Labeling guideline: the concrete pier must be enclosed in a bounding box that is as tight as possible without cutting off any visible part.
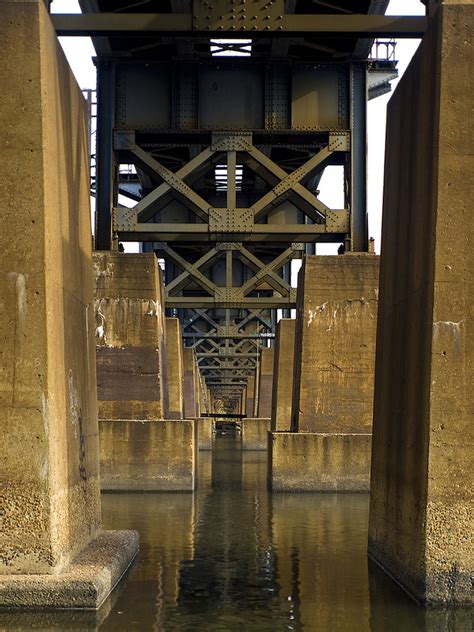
[271,319,296,431]
[183,348,199,418]
[0,0,137,608]
[196,417,214,451]
[245,373,256,417]
[94,252,168,421]
[99,420,197,491]
[368,2,473,605]
[94,253,196,491]
[241,418,271,450]
[165,318,185,419]
[256,348,274,418]
[269,255,379,491]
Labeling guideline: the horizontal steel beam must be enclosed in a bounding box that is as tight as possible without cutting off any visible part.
[196,353,258,358]
[117,223,346,243]
[166,296,296,309]
[183,333,275,340]
[52,14,426,38]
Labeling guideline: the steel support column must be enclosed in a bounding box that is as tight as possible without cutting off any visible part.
[95,60,116,250]
[349,62,368,252]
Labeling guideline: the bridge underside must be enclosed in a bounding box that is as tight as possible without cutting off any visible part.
[61,0,411,408]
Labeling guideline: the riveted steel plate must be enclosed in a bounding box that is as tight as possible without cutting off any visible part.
[325,209,350,232]
[328,131,351,152]
[211,132,253,152]
[193,0,285,32]
[209,208,254,233]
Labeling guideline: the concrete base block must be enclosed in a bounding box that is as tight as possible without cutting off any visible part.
[269,432,371,492]
[99,419,197,491]
[241,418,271,450]
[196,417,213,450]
[0,530,139,610]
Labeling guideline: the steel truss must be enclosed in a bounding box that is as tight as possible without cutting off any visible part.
[62,0,421,405]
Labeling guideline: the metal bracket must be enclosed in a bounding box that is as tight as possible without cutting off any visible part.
[114,130,136,150]
[209,208,254,234]
[328,131,351,152]
[192,0,285,32]
[325,209,350,232]
[211,132,253,152]
[114,206,137,232]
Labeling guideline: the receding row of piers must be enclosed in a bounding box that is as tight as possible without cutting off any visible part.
[0,0,472,612]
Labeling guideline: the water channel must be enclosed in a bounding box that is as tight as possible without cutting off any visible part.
[1,434,471,631]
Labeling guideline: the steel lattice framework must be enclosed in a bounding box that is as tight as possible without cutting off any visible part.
[51,0,426,407]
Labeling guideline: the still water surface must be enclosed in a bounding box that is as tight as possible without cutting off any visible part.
[1,434,471,631]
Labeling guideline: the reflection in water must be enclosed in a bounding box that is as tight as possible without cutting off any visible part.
[1,435,471,631]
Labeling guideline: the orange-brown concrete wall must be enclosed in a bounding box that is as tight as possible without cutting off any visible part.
[166,318,185,419]
[256,348,274,418]
[183,348,198,418]
[369,3,473,604]
[94,252,167,420]
[271,319,296,431]
[0,1,100,574]
[292,256,379,434]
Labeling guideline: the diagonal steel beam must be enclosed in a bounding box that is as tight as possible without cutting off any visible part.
[130,146,210,221]
[164,245,219,295]
[134,146,217,223]
[247,145,333,222]
[237,243,302,297]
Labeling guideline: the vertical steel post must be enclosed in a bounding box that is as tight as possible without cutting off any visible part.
[349,62,368,252]
[95,60,116,250]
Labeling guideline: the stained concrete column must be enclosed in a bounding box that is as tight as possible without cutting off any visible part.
[292,256,379,434]
[94,253,196,491]
[269,255,379,491]
[368,2,473,605]
[183,348,198,418]
[0,0,137,608]
[245,373,256,416]
[256,347,274,417]
[165,318,184,419]
[242,348,273,450]
[94,252,168,420]
[271,319,296,431]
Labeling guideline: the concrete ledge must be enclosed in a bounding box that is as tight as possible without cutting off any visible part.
[241,418,271,450]
[0,530,139,610]
[99,419,196,491]
[196,417,213,451]
[269,432,371,492]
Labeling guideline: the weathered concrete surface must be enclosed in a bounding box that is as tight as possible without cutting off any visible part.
[241,418,271,451]
[0,0,102,575]
[99,420,197,491]
[0,1,137,606]
[194,357,204,416]
[256,348,274,418]
[271,319,296,431]
[245,373,256,417]
[369,3,473,605]
[0,530,139,609]
[94,252,168,421]
[165,318,185,419]
[183,348,199,418]
[196,417,213,451]
[269,433,371,492]
[292,255,379,433]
